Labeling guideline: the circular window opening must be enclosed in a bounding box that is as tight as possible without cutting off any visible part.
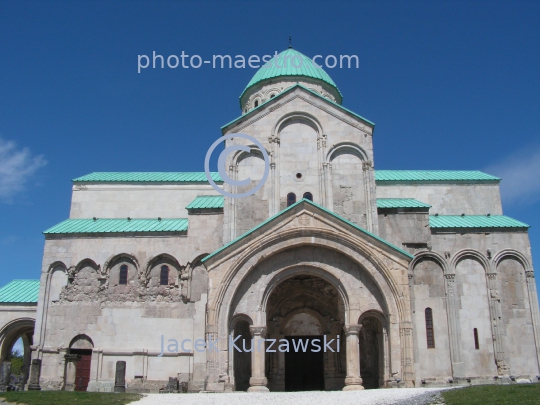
[296,173,302,179]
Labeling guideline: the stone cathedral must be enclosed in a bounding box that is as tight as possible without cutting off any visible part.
[1,48,539,393]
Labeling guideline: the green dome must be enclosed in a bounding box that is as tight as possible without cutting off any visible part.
[240,48,342,103]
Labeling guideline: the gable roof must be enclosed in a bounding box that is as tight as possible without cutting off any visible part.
[429,215,529,229]
[44,218,188,235]
[375,170,500,183]
[0,280,40,303]
[73,172,222,183]
[222,84,374,132]
[202,198,413,263]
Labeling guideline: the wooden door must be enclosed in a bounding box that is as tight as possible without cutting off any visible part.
[74,353,92,391]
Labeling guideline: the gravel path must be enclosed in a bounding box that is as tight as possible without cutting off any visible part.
[130,388,446,405]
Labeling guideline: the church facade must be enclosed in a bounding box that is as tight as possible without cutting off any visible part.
[19,48,540,392]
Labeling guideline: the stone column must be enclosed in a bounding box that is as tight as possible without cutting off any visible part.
[28,359,41,391]
[525,271,540,371]
[114,361,126,393]
[486,273,508,374]
[444,273,464,378]
[342,325,364,391]
[248,326,269,393]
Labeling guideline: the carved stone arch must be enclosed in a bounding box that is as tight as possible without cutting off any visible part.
[231,145,270,167]
[0,318,34,361]
[326,142,368,163]
[229,313,254,330]
[69,334,94,350]
[47,261,68,274]
[450,249,491,273]
[143,253,183,284]
[0,317,34,388]
[263,87,281,100]
[104,253,139,272]
[71,258,100,282]
[492,249,532,274]
[272,112,323,138]
[210,229,405,333]
[358,309,387,326]
[260,264,350,321]
[409,251,449,276]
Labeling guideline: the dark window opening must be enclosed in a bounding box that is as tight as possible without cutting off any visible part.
[119,265,128,285]
[474,328,479,350]
[287,193,296,207]
[303,192,313,201]
[296,173,302,179]
[160,265,169,286]
[425,308,435,348]
[270,94,275,98]
[254,100,259,107]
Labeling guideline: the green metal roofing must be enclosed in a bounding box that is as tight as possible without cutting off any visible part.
[0,280,40,303]
[186,195,224,210]
[73,172,222,183]
[375,170,500,182]
[240,48,342,104]
[223,83,374,131]
[44,218,188,234]
[377,198,431,209]
[429,215,529,229]
[203,198,413,263]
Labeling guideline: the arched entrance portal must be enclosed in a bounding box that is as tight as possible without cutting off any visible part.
[0,318,34,390]
[265,275,346,391]
[65,335,93,391]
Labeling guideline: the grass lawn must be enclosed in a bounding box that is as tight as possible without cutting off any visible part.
[0,391,142,405]
[441,383,540,405]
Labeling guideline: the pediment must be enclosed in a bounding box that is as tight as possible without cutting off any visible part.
[202,199,412,269]
[221,85,374,136]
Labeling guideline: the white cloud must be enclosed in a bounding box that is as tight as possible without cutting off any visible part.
[484,145,540,206]
[0,137,47,202]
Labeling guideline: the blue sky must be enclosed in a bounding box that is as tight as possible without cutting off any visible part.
[0,0,539,296]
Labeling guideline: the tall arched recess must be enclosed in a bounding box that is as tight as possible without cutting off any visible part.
[326,142,373,231]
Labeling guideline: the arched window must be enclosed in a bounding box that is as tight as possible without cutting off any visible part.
[119,265,128,285]
[160,265,169,286]
[254,100,259,107]
[303,192,313,201]
[287,192,296,207]
[425,308,435,348]
[473,328,479,350]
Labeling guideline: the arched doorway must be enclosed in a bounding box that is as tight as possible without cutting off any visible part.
[232,319,252,391]
[265,274,346,391]
[65,335,93,391]
[0,318,34,390]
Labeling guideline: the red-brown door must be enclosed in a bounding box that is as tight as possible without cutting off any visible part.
[74,353,92,391]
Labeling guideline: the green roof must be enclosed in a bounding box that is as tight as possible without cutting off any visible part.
[186,195,224,210]
[375,170,500,182]
[429,215,529,229]
[377,198,431,209]
[240,48,342,105]
[73,172,222,183]
[223,83,374,131]
[203,198,413,263]
[0,280,40,303]
[44,218,188,234]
